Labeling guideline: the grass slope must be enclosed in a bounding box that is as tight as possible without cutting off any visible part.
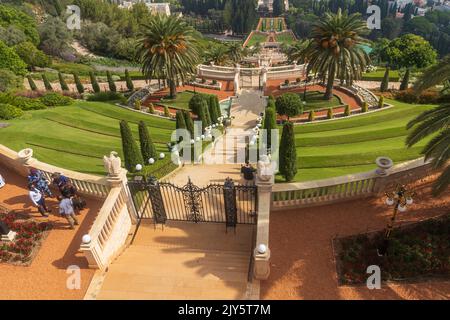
[0,101,175,176]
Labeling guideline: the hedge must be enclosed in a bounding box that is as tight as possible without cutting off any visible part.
[0,103,24,120]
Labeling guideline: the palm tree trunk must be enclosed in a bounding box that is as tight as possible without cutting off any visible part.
[400,68,410,91]
[324,65,336,100]
[169,78,177,99]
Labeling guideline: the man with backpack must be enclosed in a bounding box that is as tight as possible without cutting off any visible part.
[28,184,50,217]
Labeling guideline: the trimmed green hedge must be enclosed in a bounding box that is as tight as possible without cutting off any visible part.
[39,93,74,107]
[0,103,23,120]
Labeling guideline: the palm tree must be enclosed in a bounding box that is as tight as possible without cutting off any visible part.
[206,44,231,66]
[137,14,200,98]
[406,55,450,196]
[282,40,310,64]
[300,9,370,99]
[227,42,245,64]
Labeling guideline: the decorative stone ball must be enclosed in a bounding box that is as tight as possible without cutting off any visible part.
[257,244,267,254]
[385,198,394,206]
[195,137,201,142]
[190,139,195,144]
[201,135,205,140]
[207,134,213,140]
[212,124,216,128]
[148,158,155,165]
[135,164,143,171]
[82,234,91,244]
[257,123,262,128]
[159,153,165,159]
[398,205,407,212]
[249,140,255,146]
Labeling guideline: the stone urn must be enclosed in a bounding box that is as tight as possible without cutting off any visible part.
[375,156,393,176]
[17,148,34,165]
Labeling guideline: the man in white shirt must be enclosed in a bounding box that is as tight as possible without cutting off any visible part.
[59,196,79,229]
[0,174,5,189]
[29,185,49,216]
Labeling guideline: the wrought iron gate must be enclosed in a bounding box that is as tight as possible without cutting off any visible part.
[128,177,257,228]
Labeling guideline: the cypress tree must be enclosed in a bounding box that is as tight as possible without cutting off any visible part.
[344,104,351,116]
[327,107,333,119]
[308,110,315,121]
[27,75,37,91]
[198,102,209,131]
[279,122,297,182]
[73,73,84,94]
[361,101,368,112]
[176,110,187,142]
[120,120,143,172]
[148,102,155,114]
[107,71,117,92]
[263,107,277,149]
[138,121,156,162]
[125,69,134,91]
[163,105,170,117]
[399,68,410,91]
[214,96,222,120]
[208,95,218,125]
[58,72,69,91]
[204,101,212,126]
[42,74,53,91]
[183,110,194,137]
[134,100,141,110]
[189,94,205,115]
[378,96,384,108]
[89,71,100,93]
[380,67,390,92]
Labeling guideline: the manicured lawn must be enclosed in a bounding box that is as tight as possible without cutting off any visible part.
[276,99,434,182]
[0,101,176,176]
[158,91,196,110]
[275,32,296,45]
[300,91,342,111]
[246,33,268,47]
[362,67,400,81]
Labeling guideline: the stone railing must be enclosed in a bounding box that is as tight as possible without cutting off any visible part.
[272,158,432,210]
[0,145,109,198]
[80,171,136,270]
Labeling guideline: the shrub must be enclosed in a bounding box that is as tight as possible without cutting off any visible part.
[394,89,440,104]
[0,103,23,119]
[275,93,303,118]
[308,110,315,121]
[138,121,156,162]
[0,93,46,110]
[183,110,194,137]
[327,107,333,119]
[148,102,155,114]
[284,79,289,85]
[201,78,206,84]
[189,94,207,115]
[120,120,144,172]
[361,101,368,113]
[106,71,116,92]
[27,75,37,91]
[87,91,124,102]
[89,72,100,93]
[163,105,170,117]
[73,73,84,94]
[212,79,217,85]
[39,92,74,106]
[125,69,134,91]
[41,74,53,91]
[134,99,141,110]
[296,77,301,83]
[344,105,351,116]
[58,72,69,91]
[208,95,219,124]
[279,121,297,182]
[378,96,384,108]
[263,107,277,149]
[380,67,389,92]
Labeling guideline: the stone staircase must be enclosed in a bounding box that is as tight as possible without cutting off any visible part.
[92,222,258,300]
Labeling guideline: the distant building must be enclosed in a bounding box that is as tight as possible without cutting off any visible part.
[116,0,171,16]
[258,0,289,12]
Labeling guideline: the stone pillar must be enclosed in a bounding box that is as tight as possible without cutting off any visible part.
[372,157,394,194]
[234,64,241,95]
[261,67,268,92]
[253,155,275,280]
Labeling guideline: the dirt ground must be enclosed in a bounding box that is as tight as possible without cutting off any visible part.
[0,168,103,300]
[261,176,450,300]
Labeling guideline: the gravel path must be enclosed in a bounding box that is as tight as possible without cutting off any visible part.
[261,175,450,300]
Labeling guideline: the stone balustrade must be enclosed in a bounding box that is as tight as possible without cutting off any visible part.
[272,158,432,210]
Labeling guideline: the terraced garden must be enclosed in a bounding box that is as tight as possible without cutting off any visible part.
[276,99,434,182]
[0,101,176,176]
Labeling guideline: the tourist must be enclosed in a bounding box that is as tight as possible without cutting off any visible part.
[0,173,5,189]
[58,195,79,229]
[240,161,256,186]
[28,169,53,197]
[51,172,69,193]
[61,182,86,213]
[28,184,50,217]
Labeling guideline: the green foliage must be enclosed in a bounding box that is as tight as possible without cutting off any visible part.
[87,91,125,102]
[263,107,277,149]
[378,96,384,108]
[0,103,23,119]
[0,93,46,110]
[134,100,141,110]
[73,73,85,94]
[399,68,410,91]
[27,75,37,91]
[14,41,51,70]
[138,120,156,162]
[0,5,39,45]
[344,104,351,116]
[148,102,155,114]
[89,72,100,93]
[380,67,390,92]
[279,121,297,182]
[175,110,187,142]
[208,95,219,124]
[125,69,134,91]
[38,16,73,58]
[106,71,116,92]
[327,107,333,119]
[275,93,303,118]
[120,120,144,172]
[41,73,53,91]
[361,101,368,113]
[183,110,194,137]
[164,105,170,117]
[223,0,257,35]
[58,72,69,91]
[384,34,437,69]
[308,110,315,121]
[0,40,27,76]
[39,92,74,107]
[0,68,23,92]
[189,93,208,115]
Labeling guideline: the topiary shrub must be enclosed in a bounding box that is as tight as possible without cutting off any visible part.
[73,73,84,94]
[148,102,155,114]
[0,93,46,110]
[106,71,117,92]
[275,93,303,119]
[327,107,333,119]
[263,107,277,149]
[41,74,53,91]
[125,69,134,91]
[120,120,143,172]
[308,110,315,121]
[39,92,73,106]
[0,103,23,119]
[378,96,384,108]
[27,75,37,91]
[212,79,217,85]
[163,105,170,117]
[183,110,194,137]
[296,77,301,83]
[134,99,141,110]
[138,120,156,162]
[279,121,297,182]
[89,71,100,93]
[361,101,368,113]
[189,94,207,115]
[284,79,289,85]
[87,91,124,102]
[58,72,69,91]
[344,104,351,116]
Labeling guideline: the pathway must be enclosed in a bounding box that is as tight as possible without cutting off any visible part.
[0,168,103,299]
[261,176,450,300]
[167,89,266,186]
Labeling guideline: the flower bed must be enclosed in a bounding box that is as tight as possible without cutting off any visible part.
[189,80,222,91]
[0,210,52,265]
[334,214,450,285]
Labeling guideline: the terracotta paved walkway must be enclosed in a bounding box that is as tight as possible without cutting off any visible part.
[0,168,103,299]
[262,177,450,300]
